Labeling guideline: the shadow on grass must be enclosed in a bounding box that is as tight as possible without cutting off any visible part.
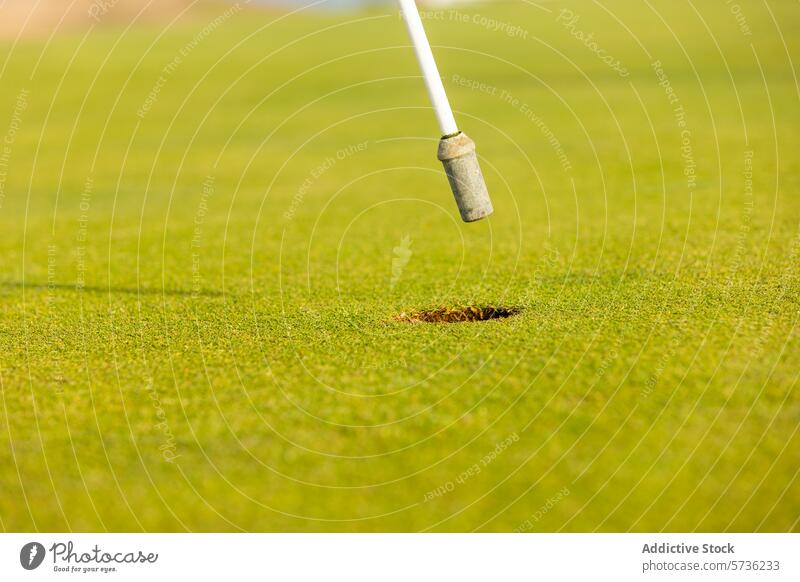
[0,281,223,297]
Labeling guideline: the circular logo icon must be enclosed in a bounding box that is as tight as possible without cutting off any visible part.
[20,542,46,570]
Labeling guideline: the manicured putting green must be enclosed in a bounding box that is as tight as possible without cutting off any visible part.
[0,0,798,532]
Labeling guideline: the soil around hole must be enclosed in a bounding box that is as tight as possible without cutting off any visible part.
[395,305,521,324]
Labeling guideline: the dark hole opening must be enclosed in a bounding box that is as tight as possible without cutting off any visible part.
[396,305,521,324]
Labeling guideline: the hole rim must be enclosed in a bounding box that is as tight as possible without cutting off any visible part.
[394,305,522,324]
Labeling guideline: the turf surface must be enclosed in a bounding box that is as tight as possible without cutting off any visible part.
[1,0,799,532]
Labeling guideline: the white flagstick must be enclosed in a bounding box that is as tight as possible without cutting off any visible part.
[397,0,494,222]
[397,0,458,136]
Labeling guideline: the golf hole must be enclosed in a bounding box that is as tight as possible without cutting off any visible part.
[395,305,521,324]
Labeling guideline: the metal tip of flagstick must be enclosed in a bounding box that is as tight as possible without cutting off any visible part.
[438,132,494,222]
[398,0,494,223]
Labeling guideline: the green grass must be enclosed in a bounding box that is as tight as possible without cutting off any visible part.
[0,0,798,532]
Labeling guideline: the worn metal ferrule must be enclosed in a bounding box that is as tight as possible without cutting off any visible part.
[437,132,494,222]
